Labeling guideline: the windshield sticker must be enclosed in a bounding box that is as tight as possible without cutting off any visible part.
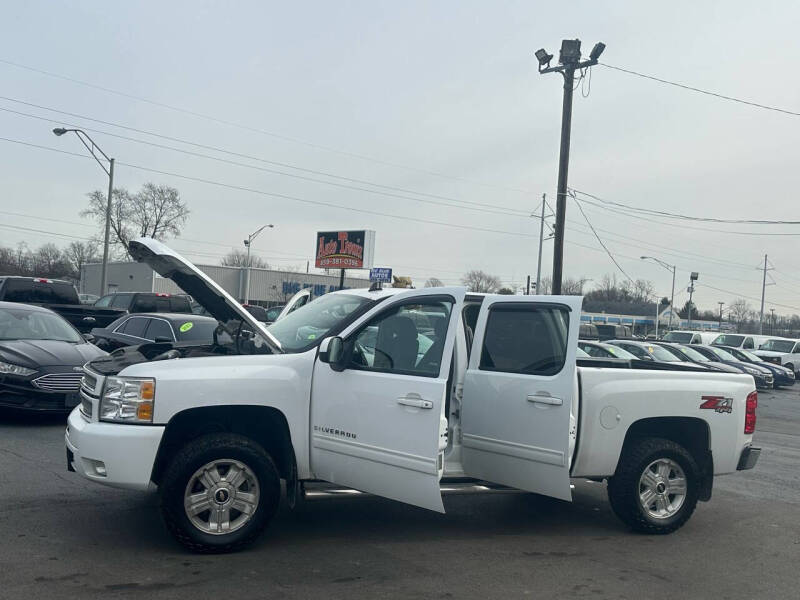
[308,334,316,339]
[179,322,194,333]
[700,396,733,414]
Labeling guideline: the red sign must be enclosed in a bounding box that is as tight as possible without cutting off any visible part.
[314,230,374,269]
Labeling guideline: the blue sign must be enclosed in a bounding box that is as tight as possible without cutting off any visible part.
[369,267,392,283]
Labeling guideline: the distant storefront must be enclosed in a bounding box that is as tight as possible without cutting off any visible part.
[80,261,370,305]
[581,307,721,334]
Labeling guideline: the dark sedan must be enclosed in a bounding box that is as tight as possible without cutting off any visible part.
[717,345,795,388]
[690,344,774,389]
[0,301,106,411]
[90,313,219,352]
[650,342,743,374]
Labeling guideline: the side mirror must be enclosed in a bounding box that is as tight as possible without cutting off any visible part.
[319,336,346,371]
[82,333,95,343]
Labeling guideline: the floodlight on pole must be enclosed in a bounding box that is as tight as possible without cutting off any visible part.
[536,38,606,295]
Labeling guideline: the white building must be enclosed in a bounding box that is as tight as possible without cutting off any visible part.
[80,261,370,305]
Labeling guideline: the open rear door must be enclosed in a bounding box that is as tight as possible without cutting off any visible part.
[461,295,581,501]
[310,287,465,512]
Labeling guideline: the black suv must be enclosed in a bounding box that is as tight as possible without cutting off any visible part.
[94,292,192,314]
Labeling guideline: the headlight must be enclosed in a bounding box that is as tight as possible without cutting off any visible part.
[0,360,36,376]
[742,366,761,376]
[99,377,155,423]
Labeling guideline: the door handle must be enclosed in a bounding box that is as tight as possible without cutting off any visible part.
[397,396,433,409]
[527,393,563,406]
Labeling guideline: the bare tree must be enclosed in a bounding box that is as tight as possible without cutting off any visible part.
[536,276,552,295]
[497,287,515,295]
[424,277,444,288]
[221,249,269,268]
[461,270,501,293]
[728,298,751,329]
[83,183,189,256]
[32,243,69,277]
[562,277,589,296]
[64,241,100,279]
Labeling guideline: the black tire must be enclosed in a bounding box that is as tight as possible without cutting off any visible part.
[159,433,280,553]
[607,437,699,534]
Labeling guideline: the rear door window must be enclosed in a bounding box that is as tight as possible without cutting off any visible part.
[743,337,754,349]
[145,318,174,341]
[479,304,569,376]
[121,317,149,338]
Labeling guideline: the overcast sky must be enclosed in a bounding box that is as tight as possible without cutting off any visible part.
[2,1,799,314]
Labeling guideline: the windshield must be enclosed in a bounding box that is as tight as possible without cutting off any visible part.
[713,334,743,346]
[736,348,763,361]
[677,345,708,362]
[709,346,736,361]
[267,293,374,352]
[602,345,637,359]
[759,339,795,353]
[0,307,82,343]
[646,344,681,361]
[662,331,693,343]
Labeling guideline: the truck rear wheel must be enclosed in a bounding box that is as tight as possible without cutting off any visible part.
[607,437,699,534]
[159,433,280,553]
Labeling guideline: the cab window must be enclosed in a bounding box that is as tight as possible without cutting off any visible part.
[111,294,132,309]
[743,337,754,349]
[349,299,453,377]
[95,295,114,307]
[479,304,569,376]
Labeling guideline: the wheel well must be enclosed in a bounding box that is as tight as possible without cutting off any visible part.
[151,406,294,486]
[619,417,714,501]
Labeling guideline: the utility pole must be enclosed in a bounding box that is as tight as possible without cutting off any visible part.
[536,40,605,294]
[526,275,531,295]
[759,254,768,335]
[641,256,676,331]
[535,194,546,294]
[718,301,724,330]
[770,308,775,335]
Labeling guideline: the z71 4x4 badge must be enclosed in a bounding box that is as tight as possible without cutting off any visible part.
[699,396,733,414]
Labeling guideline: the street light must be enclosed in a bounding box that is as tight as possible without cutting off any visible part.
[641,256,677,331]
[536,38,606,295]
[53,128,115,296]
[243,224,274,303]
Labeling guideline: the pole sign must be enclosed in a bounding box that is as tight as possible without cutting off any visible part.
[314,230,375,269]
[369,267,392,283]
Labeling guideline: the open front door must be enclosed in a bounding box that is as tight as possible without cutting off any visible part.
[461,295,581,501]
[310,287,465,512]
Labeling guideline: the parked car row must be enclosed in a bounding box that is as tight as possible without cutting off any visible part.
[579,328,797,389]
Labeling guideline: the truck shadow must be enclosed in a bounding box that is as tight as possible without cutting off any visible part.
[0,407,68,426]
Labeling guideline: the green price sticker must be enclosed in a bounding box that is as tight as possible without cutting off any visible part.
[179,322,194,333]
[307,334,316,340]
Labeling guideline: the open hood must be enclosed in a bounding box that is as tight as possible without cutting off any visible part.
[128,238,282,353]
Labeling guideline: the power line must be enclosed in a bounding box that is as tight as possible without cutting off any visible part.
[0,58,534,196]
[696,283,800,313]
[570,194,634,283]
[571,188,800,226]
[599,63,800,117]
[0,99,529,217]
[0,136,536,239]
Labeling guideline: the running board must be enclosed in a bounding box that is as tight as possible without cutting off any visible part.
[301,480,521,501]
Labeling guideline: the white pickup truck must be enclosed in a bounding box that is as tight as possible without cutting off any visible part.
[66,239,760,553]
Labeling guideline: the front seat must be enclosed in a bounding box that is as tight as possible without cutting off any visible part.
[374,315,419,371]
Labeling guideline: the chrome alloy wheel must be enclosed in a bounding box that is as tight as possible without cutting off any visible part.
[184,459,260,535]
[638,458,687,519]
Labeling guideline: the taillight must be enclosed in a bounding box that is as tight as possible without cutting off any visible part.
[744,391,757,434]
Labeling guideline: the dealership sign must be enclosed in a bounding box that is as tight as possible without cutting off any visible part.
[369,267,392,283]
[314,230,375,269]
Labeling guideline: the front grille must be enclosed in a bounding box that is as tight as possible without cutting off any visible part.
[31,372,83,392]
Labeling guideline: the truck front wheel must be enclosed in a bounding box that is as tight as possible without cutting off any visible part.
[607,437,699,534]
[159,433,281,553]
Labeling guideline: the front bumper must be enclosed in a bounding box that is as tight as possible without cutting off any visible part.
[65,407,164,490]
[772,372,796,387]
[737,446,761,470]
[753,374,773,389]
[0,382,80,411]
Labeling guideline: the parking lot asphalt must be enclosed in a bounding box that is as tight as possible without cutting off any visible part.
[1,387,798,600]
